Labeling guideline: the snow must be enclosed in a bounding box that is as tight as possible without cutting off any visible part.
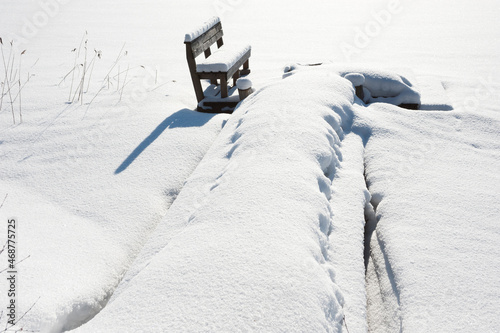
[184,16,221,42]
[352,68,421,106]
[284,64,420,105]
[328,131,371,333]
[196,44,251,72]
[1,0,500,332]
[417,76,454,111]
[0,100,228,331]
[343,73,365,87]
[287,64,421,106]
[236,77,252,90]
[0,183,124,331]
[362,103,500,332]
[73,67,358,333]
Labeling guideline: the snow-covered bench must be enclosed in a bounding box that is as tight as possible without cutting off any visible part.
[184,17,251,106]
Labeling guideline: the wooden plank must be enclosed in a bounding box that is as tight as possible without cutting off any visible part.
[241,59,250,75]
[232,69,240,86]
[399,103,420,110]
[188,23,223,58]
[197,72,227,81]
[199,100,239,113]
[189,22,222,46]
[204,47,211,59]
[355,85,364,100]
[217,38,224,48]
[196,49,250,79]
[191,31,223,58]
[192,33,223,57]
[185,44,205,103]
[225,49,251,79]
[221,79,228,98]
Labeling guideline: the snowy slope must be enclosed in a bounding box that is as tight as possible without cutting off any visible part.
[0,0,499,332]
[0,103,227,330]
[74,66,358,333]
[362,103,500,332]
[0,1,230,330]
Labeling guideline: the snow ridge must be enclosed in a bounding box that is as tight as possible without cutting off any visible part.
[75,69,357,332]
[285,64,422,107]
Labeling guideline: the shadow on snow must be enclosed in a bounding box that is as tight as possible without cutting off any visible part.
[114,108,218,174]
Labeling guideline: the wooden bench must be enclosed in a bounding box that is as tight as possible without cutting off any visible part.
[184,17,251,111]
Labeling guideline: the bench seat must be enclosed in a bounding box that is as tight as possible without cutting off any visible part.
[196,45,251,73]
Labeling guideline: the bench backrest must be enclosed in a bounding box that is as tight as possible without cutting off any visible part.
[185,20,224,59]
[184,17,228,103]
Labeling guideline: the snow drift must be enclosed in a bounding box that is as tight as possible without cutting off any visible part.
[75,67,359,333]
[1,1,500,332]
[284,64,421,107]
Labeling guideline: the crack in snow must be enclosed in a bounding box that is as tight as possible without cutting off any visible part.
[363,167,403,333]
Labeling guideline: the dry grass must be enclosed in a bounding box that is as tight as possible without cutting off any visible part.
[1,38,30,124]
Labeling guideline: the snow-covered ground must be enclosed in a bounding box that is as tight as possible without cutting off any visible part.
[0,0,499,332]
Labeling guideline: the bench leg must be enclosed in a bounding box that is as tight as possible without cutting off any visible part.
[241,59,250,76]
[233,70,240,86]
[221,79,228,98]
[191,76,205,103]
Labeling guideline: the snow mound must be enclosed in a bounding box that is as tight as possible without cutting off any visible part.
[184,16,221,42]
[284,63,421,107]
[236,77,253,90]
[343,73,365,87]
[341,69,420,104]
[363,104,500,332]
[0,93,228,332]
[0,183,125,332]
[75,68,357,332]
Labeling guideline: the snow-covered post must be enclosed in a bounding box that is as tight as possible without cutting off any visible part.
[355,85,364,100]
[236,78,252,100]
[343,73,365,101]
